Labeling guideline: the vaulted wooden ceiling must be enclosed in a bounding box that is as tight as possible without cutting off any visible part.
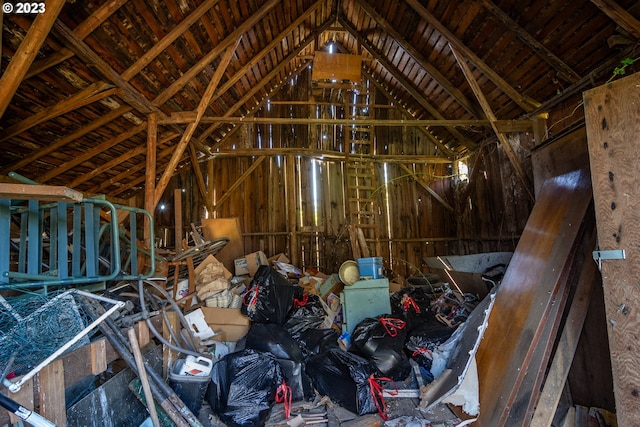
[0,0,638,200]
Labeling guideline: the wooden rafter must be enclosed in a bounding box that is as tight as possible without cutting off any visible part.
[25,0,128,79]
[354,0,484,119]
[451,44,534,200]
[40,123,147,183]
[87,134,180,194]
[51,21,159,114]
[591,0,640,39]
[0,105,132,175]
[68,145,147,188]
[478,0,581,83]
[153,40,241,207]
[121,0,220,81]
[152,0,279,107]
[340,16,478,149]
[405,0,541,112]
[0,81,117,143]
[0,0,67,118]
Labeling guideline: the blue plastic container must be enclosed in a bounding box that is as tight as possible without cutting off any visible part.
[357,257,383,279]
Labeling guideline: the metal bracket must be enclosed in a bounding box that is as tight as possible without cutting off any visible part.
[593,249,626,271]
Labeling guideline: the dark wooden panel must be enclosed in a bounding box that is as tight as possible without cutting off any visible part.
[476,168,592,426]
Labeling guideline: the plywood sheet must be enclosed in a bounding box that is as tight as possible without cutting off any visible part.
[584,71,640,427]
[201,217,244,273]
[476,169,593,426]
[312,51,362,82]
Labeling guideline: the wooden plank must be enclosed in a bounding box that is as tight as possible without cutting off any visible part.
[0,184,83,202]
[0,0,67,118]
[5,377,34,424]
[583,71,640,427]
[356,227,370,257]
[0,81,114,143]
[530,252,597,427]
[69,144,147,188]
[39,359,66,426]
[174,188,183,255]
[153,39,240,207]
[590,0,640,39]
[312,52,362,82]
[399,163,454,211]
[122,0,219,81]
[90,339,108,375]
[145,113,158,247]
[476,169,593,426]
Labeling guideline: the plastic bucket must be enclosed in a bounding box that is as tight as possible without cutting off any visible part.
[339,260,360,285]
[168,359,212,415]
[357,257,383,279]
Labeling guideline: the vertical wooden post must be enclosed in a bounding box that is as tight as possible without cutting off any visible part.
[207,158,214,217]
[174,188,183,255]
[584,71,640,427]
[286,155,299,266]
[39,359,66,426]
[144,113,157,248]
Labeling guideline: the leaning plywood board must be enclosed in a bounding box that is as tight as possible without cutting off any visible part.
[475,169,593,426]
[584,71,640,427]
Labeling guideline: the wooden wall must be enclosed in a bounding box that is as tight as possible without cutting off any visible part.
[154,70,533,278]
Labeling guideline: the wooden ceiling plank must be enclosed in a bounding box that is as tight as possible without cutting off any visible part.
[68,145,147,188]
[399,163,454,211]
[52,21,159,114]
[0,0,67,118]
[478,0,581,83]
[25,0,128,79]
[354,0,484,119]
[40,122,147,183]
[153,40,241,206]
[0,81,115,143]
[88,135,179,194]
[152,0,280,107]
[0,105,132,175]
[404,0,540,112]
[340,17,477,149]
[590,0,640,39]
[121,0,220,81]
[451,44,534,200]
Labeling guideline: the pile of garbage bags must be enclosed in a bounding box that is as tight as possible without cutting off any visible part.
[202,266,482,426]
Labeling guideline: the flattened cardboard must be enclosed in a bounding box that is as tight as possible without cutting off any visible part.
[200,307,251,342]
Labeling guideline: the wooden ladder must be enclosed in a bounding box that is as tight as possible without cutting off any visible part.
[345,90,381,257]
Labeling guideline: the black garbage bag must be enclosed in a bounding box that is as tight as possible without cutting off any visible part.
[296,328,340,359]
[390,287,432,331]
[284,288,328,339]
[207,349,285,427]
[404,313,456,377]
[306,349,380,416]
[241,265,295,325]
[350,316,412,381]
[245,323,314,401]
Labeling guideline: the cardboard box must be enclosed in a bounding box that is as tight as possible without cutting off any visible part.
[268,253,290,265]
[195,254,233,281]
[234,258,249,276]
[245,250,269,277]
[200,307,251,342]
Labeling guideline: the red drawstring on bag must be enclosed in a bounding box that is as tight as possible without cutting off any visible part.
[412,347,432,358]
[402,296,421,313]
[243,287,259,311]
[379,317,406,337]
[293,292,309,308]
[275,380,292,419]
[368,375,398,420]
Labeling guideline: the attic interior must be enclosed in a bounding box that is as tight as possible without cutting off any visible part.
[1,0,639,425]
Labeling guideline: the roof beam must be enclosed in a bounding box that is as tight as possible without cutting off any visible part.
[354,0,484,118]
[0,105,132,175]
[477,0,581,83]
[68,145,146,188]
[451,44,534,201]
[51,21,159,114]
[152,0,280,107]
[405,0,540,112]
[0,81,116,143]
[339,16,478,149]
[121,0,220,81]
[40,123,147,183]
[25,0,128,79]
[590,0,640,39]
[153,39,241,206]
[0,0,67,118]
